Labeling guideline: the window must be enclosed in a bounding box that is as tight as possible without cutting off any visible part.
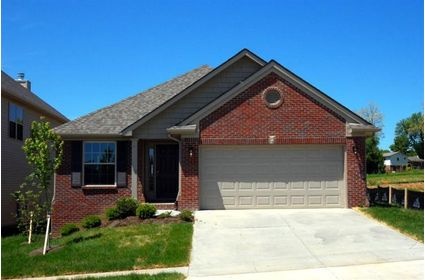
[83,142,116,185]
[262,87,284,109]
[9,103,23,140]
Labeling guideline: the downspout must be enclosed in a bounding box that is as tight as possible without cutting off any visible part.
[168,134,182,205]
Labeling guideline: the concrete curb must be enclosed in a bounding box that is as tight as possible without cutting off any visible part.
[10,266,189,280]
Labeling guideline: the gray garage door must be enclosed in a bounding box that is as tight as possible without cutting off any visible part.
[200,145,346,209]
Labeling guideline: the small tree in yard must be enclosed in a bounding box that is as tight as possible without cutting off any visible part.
[14,119,63,235]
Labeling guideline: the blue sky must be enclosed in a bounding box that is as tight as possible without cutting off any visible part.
[2,0,423,149]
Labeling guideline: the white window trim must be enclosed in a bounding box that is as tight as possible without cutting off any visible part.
[82,141,117,187]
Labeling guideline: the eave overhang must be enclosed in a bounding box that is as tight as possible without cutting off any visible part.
[346,123,380,137]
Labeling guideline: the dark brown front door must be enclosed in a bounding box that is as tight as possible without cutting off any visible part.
[155,144,178,201]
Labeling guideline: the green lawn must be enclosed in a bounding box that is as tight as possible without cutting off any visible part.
[2,223,193,278]
[367,169,424,186]
[359,206,424,242]
[73,273,185,280]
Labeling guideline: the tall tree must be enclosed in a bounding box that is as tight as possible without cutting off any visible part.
[358,103,384,174]
[390,112,424,158]
[358,103,384,138]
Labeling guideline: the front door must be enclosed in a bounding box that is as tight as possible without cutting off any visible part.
[155,144,179,201]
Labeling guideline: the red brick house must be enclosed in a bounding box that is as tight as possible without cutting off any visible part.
[53,49,378,231]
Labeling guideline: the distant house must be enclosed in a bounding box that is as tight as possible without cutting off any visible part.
[383,151,408,172]
[1,71,69,232]
[408,156,424,169]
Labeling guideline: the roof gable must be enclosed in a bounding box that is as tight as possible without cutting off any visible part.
[55,49,266,137]
[180,60,373,127]
[120,49,266,135]
[54,65,212,136]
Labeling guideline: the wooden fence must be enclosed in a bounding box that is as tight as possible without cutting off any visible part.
[366,186,424,210]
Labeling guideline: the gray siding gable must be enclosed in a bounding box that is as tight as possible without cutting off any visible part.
[133,56,262,139]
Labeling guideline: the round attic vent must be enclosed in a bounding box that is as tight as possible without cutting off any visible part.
[262,87,284,109]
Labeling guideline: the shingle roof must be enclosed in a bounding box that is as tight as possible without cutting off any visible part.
[383,151,400,157]
[1,71,69,123]
[54,65,212,136]
[408,156,424,162]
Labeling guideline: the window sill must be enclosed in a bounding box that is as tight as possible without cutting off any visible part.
[82,185,117,190]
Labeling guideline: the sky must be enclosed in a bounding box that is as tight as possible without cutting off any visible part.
[2,0,423,150]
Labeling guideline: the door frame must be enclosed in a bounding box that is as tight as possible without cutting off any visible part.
[144,141,179,202]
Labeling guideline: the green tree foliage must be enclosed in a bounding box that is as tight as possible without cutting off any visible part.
[365,136,385,174]
[390,112,424,159]
[14,119,63,234]
[358,103,385,174]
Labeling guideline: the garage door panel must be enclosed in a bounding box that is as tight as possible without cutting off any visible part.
[200,145,346,209]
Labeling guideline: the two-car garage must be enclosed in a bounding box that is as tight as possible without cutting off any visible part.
[199,145,346,209]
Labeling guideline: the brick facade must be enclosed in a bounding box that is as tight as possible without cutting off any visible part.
[200,73,346,144]
[53,72,368,229]
[52,141,132,234]
[179,72,367,209]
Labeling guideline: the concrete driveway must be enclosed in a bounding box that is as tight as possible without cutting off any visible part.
[188,209,423,279]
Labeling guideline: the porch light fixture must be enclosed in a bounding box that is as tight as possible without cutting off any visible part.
[352,146,358,155]
[189,147,194,157]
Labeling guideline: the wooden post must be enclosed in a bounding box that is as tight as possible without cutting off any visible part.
[404,188,408,209]
[43,214,51,255]
[28,212,33,244]
[389,186,392,205]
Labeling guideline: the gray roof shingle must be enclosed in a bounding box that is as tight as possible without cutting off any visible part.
[54,65,212,136]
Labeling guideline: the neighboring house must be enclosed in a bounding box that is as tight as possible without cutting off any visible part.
[1,71,69,232]
[383,151,408,172]
[408,156,424,169]
[52,49,378,232]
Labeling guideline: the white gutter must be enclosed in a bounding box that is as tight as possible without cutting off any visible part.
[166,124,197,135]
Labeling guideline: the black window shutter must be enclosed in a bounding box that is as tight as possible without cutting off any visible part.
[71,141,82,187]
[116,141,129,187]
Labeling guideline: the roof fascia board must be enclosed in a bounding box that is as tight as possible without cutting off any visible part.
[269,60,371,125]
[120,49,266,135]
[181,61,371,126]
[2,90,69,123]
[58,134,130,140]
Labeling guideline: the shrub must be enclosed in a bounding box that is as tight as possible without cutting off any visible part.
[136,203,157,219]
[105,207,120,220]
[81,215,101,229]
[179,210,194,222]
[61,223,79,236]
[116,197,139,218]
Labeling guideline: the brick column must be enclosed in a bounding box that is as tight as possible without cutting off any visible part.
[179,138,199,210]
[346,137,367,207]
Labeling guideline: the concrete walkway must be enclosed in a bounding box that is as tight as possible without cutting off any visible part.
[189,209,423,279]
[12,266,188,280]
[187,260,423,280]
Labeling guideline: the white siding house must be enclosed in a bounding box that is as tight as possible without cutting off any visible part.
[383,152,408,171]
